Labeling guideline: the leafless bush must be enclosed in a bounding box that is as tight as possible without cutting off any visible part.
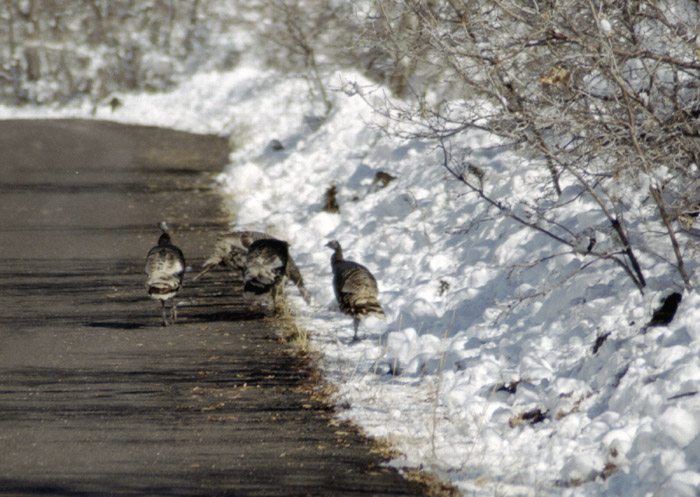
[229,0,699,292]
[0,0,217,104]
[5,0,699,293]
[354,0,700,291]
[237,0,366,116]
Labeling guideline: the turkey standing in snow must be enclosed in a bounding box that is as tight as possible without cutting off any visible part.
[326,240,385,341]
[145,222,185,326]
[243,238,289,312]
[194,230,311,303]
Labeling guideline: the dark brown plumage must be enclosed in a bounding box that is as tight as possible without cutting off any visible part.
[643,292,682,332]
[145,222,185,326]
[244,238,289,311]
[326,240,385,341]
[194,230,311,304]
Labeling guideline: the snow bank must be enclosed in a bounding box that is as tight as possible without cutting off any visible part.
[212,67,700,496]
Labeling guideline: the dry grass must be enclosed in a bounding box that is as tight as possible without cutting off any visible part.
[226,118,253,152]
[372,170,396,189]
[272,297,337,403]
[323,184,340,213]
[555,392,592,420]
[404,468,462,497]
[368,435,404,461]
[276,299,458,496]
[274,298,313,352]
[509,407,548,427]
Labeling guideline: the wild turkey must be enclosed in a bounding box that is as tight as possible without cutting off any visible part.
[326,240,385,341]
[243,238,289,311]
[145,222,185,326]
[194,230,311,303]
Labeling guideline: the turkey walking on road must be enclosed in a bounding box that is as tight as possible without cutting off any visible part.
[145,222,185,326]
[194,230,311,303]
[244,238,289,312]
[326,240,385,341]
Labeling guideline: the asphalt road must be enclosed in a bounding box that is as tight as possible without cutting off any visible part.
[0,119,428,496]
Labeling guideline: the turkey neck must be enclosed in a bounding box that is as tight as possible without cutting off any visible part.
[330,245,344,265]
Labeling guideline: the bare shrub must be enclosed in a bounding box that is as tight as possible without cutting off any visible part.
[0,0,222,103]
[353,0,700,291]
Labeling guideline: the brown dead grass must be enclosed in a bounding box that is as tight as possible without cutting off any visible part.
[278,304,458,496]
[405,468,462,497]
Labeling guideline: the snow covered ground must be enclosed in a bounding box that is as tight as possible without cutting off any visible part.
[3,54,700,496]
